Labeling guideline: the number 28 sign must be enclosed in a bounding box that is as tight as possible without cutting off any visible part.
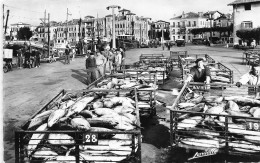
[84,133,98,145]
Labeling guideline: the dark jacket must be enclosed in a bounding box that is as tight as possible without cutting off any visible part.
[85,57,96,69]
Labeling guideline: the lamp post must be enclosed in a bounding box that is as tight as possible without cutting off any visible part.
[107,5,121,49]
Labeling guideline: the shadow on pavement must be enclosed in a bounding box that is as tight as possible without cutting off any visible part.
[71,69,89,85]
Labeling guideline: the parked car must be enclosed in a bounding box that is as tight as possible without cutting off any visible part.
[176,39,185,47]
[140,43,149,48]
[192,38,205,45]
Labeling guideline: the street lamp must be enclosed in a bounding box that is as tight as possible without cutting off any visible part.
[107,5,121,49]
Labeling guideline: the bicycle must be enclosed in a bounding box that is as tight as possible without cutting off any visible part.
[3,59,13,73]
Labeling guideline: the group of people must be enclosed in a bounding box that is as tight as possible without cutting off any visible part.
[17,47,41,69]
[185,58,260,88]
[85,47,125,84]
[64,45,76,64]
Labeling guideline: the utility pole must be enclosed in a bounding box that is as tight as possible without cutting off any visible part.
[40,10,47,56]
[107,5,121,49]
[48,13,50,58]
[3,4,4,28]
[4,10,9,35]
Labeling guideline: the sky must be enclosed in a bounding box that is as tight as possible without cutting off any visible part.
[2,0,235,26]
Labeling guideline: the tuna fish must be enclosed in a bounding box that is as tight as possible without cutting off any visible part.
[178,103,196,109]
[59,100,75,110]
[48,134,75,145]
[205,103,225,115]
[71,117,91,130]
[28,110,53,129]
[79,109,95,118]
[224,96,260,105]
[113,106,134,114]
[227,110,252,117]
[189,95,204,104]
[80,153,127,162]
[48,109,67,127]
[115,121,135,130]
[121,113,137,124]
[240,105,251,112]
[27,123,48,156]
[244,135,260,144]
[178,116,203,129]
[249,107,260,118]
[229,140,260,151]
[183,103,205,112]
[112,134,132,140]
[94,108,119,116]
[178,128,220,139]
[180,138,221,148]
[203,96,223,103]
[66,96,95,117]
[79,145,132,151]
[98,139,132,146]
[225,101,240,111]
[32,147,58,158]
[87,117,118,128]
[93,101,104,109]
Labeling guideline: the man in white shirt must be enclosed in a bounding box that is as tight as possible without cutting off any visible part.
[95,50,107,78]
[236,65,260,87]
[115,48,122,71]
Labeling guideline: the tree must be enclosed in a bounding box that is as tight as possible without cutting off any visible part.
[236,27,260,45]
[17,27,33,40]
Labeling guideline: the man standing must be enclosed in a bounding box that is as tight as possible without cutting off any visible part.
[115,48,122,71]
[17,49,23,69]
[85,52,97,84]
[95,50,107,78]
[120,47,125,67]
[65,45,71,64]
[24,49,31,68]
[35,49,41,68]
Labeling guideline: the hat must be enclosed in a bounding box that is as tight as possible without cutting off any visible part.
[195,58,204,64]
[89,52,95,55]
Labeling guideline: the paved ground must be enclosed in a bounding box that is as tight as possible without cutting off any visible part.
[3,45,249,163]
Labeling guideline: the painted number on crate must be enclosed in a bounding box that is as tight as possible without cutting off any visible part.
[84,133,98,145]
[246,122,260,131]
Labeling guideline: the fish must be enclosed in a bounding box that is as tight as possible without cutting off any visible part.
[205,103,225,115]
[90,127,115,139]
[114,121,135,130]
[27,123,48,156]
[79,145,132,151]
[46,156,79,163]
[216,72,230,78]
[66,96,95,117]
[94,108,119,116]
[229,140,260,151]
[87,117,118,128]
[32,147,58,158]
[180,138,221,148]
[102,114,133,124]
[178,128,220,139]
[98,139,132,146]
[225,101,240,111]
[227,110,252,117]
[71,117,91,130]
[112,134,132,140]
[224,96,260,105]
[79,109,95,118]
[113,106,134,114]
[188,95,204,104]
[240,105,251,112]
[48,133,75,145]
[80,153,127,162]
[177,116,203,129]
[249,107,260,117]
[28,110,53,129]
[93,101,104,109]
[59,100,75,110]
[48,109,67,127]
[211,76,230,83]
[178,103,196,109]
[203,96,223,103]
[183,103,205,112]
[121,113,137,124]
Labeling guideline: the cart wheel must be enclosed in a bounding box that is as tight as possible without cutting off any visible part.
[3,66,8,73]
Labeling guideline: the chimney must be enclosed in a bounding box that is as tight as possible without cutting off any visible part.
[182,11,185,18]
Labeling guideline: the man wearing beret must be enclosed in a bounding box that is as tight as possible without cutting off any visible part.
[85,52,97,84]
[185,58,211,84]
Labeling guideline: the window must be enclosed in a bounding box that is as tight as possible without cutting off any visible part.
[177,22,180,27]
[172,29,175,34]
[245,4,251,10]
[242,21,253,28]
[193,21,196,27]
[188,21,191,27]
[172,22,175,27]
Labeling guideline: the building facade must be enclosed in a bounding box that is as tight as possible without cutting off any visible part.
[228,0,260,45]
[9,22,32,40]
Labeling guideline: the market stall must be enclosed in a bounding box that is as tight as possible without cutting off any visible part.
[15,89,141,163]
[168,82,260,161]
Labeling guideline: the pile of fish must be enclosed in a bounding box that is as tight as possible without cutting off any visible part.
[93,77,157,116]
[24,91,140,162]
[95,77,158,90]
[209,65,232,83]
[173,90,260,154]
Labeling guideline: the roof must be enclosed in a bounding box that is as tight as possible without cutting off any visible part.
[119,8,130,12]
[105,14,113,17]
[155,20,170,24]
[11,22,30,26]
[170,12,207,20]
[228,0,260,5]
